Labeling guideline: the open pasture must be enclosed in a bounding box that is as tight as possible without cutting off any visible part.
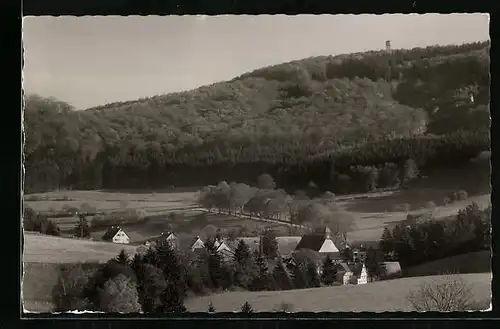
[185,273,491,312]
[23,232,138,264]
[89,211,295,244]
[23,190,198,213]
[339,192,491,243]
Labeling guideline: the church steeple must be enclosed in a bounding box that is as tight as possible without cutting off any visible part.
[314,226,331,239]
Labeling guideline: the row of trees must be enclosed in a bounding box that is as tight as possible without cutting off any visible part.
[23,207,60,236]
[24,42,489,193]
[197,174,355,237]
[379,202,491,268]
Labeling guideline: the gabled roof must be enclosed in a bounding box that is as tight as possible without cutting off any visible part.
[295,234,325,251]
[337,261,352,273]
[191,236,205,250]
[102,226,124,241]
[214,240,232,253]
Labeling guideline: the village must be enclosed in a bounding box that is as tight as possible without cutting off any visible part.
[103,222,396,286]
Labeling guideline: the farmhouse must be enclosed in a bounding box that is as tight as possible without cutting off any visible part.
[213,239,234,261]
[295,226,347,258]
[101,226,130,244]
[145,232,179,250]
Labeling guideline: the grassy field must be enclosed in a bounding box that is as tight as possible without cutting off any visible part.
[89,211,295,244]
[340,193,491,242]
[185,273,491,312]
[24,186,491,244]
[405,250,491,278]
[23,232,138,263]
[24,190,198,213]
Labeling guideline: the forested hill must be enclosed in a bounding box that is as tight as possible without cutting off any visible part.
[24,41,490,193]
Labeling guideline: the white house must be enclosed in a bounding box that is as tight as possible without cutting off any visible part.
[144,231,179,250]
[102,226,130,244]
[213,239,234,261]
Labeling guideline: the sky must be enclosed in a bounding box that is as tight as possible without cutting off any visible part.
[22,14,489,110]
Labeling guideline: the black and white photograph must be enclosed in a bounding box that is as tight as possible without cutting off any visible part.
[21,14,491,313]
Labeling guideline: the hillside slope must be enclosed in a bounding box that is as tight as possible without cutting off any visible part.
[24,41,490,193]
[23,232,138,263]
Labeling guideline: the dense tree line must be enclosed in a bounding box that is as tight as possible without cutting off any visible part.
[379,202,491,268]
[52,234,349,313]
[24,42,490,193]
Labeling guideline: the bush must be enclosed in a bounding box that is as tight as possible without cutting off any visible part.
[457,190,469,201]
[407,274,475,312]
[98,274,142,313]
[273,302,295,312]
[425,201,437,209]
[443,197,452,205]
[80,203,97,213]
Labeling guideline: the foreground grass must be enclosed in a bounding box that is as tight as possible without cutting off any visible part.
[23,232,138,264]
[185,273,491,312]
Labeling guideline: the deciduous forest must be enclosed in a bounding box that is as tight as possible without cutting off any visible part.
[23,41,490,193]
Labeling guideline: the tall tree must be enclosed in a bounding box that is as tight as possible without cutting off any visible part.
[272,259,293,290]
[306,262,321,288]
[320,255,337,286]
[233,240,255,289]
[115,249,130,265]
[74,214,90,238]
[262,229,279,259]
[250,250,272,291]
[241,301,254,313]
[379,227,394,255]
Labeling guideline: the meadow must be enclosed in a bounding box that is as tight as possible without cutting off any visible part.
[24,190,199,213]
[184,273,491,312]
[23,183,491,245]
[23,232,139,263]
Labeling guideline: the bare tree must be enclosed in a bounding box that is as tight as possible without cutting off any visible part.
[407,275,475,312]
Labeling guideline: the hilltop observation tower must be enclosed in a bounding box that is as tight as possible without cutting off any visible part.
[385,40,394,87]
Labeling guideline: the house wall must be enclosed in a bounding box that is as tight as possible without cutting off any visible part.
[166,235,179,249]
[191,239,205,251]
[112,230,130,244]
[318,239,339,253]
